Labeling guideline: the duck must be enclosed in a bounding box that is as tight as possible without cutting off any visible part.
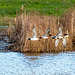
[28,26,39,41]
[52,27,69,48]
[39,28,52,39]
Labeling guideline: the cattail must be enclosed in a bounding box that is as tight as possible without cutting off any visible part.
[9,9,74,52]
[8,22,11,39]
[57,8,59,26]
[71,11,74,37]
[21,4,23,13]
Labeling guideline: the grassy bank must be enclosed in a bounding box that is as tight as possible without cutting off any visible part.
[0,17,14,25]
[8,9,75,53]
[0,0,75,25]
[0,0,75,17]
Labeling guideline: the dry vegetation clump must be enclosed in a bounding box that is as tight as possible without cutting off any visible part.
[8,9,75,53]
[0,17,14,25]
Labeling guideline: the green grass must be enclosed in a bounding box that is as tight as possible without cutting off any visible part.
[0,0,75,17]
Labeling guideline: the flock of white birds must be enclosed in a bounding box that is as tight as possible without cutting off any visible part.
[28,26,69,48]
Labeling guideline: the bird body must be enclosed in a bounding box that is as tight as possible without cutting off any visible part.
[39,28,51,39]
[63,34,69,37]
[28,37,38,40]
[41,36,48,39]
[52,27,63,39]
[52,27,69,47]
[55,34,63,39]
[28,26,39,41]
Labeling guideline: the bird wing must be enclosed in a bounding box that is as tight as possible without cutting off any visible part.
[62,37,66,48]
[43,28,50,37]
[58,27,62,35]
[32,26,37,38]
[55,39,60,47]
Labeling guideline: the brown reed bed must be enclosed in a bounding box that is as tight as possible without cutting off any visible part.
[7,9,75,53]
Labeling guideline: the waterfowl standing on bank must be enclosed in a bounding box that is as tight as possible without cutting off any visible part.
[28,26,38,41]
[52,27,69,47]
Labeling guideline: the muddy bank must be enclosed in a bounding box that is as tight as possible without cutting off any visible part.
[8,9,75,53]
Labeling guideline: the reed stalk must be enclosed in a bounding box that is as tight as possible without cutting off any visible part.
[9,9,75,53]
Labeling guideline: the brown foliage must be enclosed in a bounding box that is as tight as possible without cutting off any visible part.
[9,9,75,53]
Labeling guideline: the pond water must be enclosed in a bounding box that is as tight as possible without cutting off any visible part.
[0,51,75,75]
[0,26,75,75]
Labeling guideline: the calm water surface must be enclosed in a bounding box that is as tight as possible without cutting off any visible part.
[0,27,75,75]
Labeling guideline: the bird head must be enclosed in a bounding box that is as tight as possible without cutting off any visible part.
[49,34,52,37]
[28,37,31,40]
[39,36,43,39]
[63,34,69,37]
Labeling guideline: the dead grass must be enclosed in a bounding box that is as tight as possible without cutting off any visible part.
[0,16,14,25]
[8,9,75,53]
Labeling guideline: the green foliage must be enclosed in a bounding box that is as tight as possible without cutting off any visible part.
[0,0,75,16]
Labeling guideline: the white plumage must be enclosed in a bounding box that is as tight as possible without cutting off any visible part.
[55,39,60,47]
[40,28,50,39]
[62,37,66,48]
[52,27,69,47]
[28,26,38,41]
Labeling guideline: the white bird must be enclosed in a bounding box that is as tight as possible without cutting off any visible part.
[39,28,51,39]
[52,27,69,48]
[28,26,38,41]
[52,27,63,39]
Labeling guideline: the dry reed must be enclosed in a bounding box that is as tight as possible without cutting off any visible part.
[8,9,75,53]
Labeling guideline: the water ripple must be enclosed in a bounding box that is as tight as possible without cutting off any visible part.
[0,52,75,75]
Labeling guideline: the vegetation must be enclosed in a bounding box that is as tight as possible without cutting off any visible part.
[0,0,75,25]
[0,17,14,25]
[8,9,75,53]
[0,0,75,17]
[0,0,75,52]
